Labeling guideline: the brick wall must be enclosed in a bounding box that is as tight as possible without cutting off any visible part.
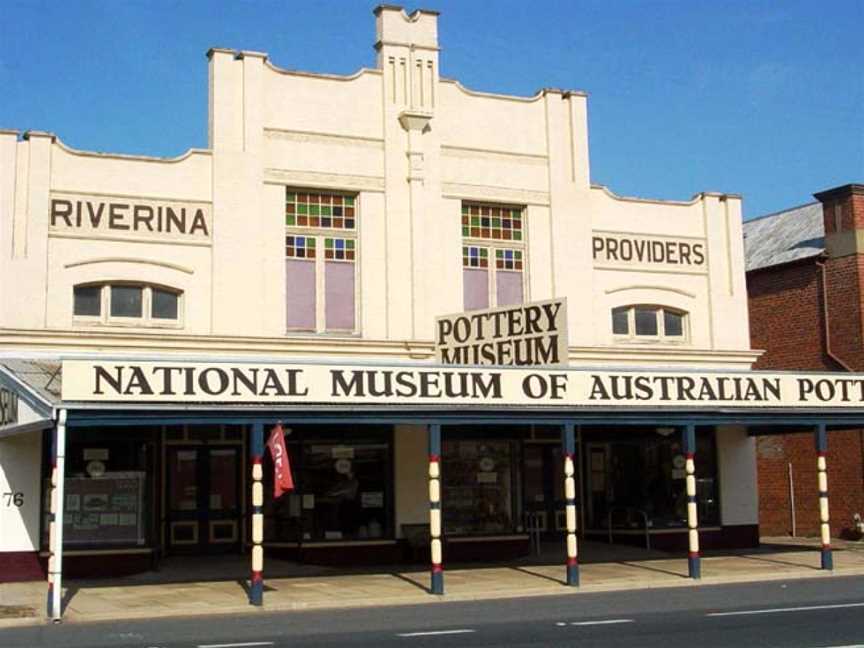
[747,259,864,537]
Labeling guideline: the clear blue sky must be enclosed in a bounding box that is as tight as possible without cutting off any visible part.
[1,0,861,219]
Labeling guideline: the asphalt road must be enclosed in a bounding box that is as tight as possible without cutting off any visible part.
[4,575,864,648]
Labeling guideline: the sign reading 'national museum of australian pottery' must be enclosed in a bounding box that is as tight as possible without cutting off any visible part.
[60,360,864,410]
[435,298,568,366]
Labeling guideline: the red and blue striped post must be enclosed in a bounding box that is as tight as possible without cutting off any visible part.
[816,424,833,570]
[563,423,579,586]
[250,422,265,605]
[428,424,444,595]
[683,424,701,579]
[47,410,67,621]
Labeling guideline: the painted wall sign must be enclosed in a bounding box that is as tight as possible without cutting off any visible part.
[49,192,212,243]
[592,232,706,271]
[59,360,864,410]
[0,387,18,426]
[435,298,568,366]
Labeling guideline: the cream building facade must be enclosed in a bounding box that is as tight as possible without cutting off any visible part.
[0,7,774,603]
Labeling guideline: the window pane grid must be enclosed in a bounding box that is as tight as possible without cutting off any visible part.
[461,203,522,241]
[494,248,523,270]
[324,237,355,261]
[286,235,317,258]
[463,246,489,268]
[286,190,355,230]
[74,284,180,325]
[613,305,687,341]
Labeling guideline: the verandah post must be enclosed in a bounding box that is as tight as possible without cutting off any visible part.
[250,422,265,605]
[563,423,579,586]
[816,424,833,570]
[47,410,67,622]
[428,423,444,595]
[683,423,701,579]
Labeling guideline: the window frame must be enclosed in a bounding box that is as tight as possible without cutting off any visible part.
[72,282,184,329]
[611,305,688,344]
[460,201,528,311]
[284,188,360,335]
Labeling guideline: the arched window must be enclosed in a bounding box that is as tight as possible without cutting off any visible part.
[611,305,687,342]
[73,283,183,326]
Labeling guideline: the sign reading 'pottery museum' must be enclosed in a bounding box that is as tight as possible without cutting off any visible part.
[61,360,864,410]
[435,299,568,366]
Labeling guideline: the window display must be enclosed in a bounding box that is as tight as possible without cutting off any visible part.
[442,440,518,535]
[588,428,719,529]
[43,429,156,549]
[264,427,392,543]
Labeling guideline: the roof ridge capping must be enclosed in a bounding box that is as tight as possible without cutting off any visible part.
[744,200,821,224]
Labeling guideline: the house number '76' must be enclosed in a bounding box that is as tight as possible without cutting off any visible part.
[3,492,24,507]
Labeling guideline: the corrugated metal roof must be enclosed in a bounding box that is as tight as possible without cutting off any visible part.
[743,202,825,272]
[0,359,61,406]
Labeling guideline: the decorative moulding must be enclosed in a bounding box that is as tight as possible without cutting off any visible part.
[398,110,433,132]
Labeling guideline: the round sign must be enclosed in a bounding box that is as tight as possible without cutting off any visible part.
[672,455,686,469]
[335,458,352,475]
[86,460,106,478]
[479,457,496,472]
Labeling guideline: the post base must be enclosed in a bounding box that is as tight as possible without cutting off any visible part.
[566,563,580,586]
[688,554,701,579]
[431,569,444,595]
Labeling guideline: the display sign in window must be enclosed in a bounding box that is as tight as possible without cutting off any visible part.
[45,472,146,546]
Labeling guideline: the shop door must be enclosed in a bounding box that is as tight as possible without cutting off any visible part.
[523,444,567,539]
[167,446,241,553]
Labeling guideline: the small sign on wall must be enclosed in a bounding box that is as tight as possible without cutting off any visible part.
[0,386,18,426]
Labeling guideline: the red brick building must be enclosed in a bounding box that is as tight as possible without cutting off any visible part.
[745,184,864,538]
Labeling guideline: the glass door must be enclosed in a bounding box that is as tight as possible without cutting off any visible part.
[166,446,241,553]
[523,444,570,539]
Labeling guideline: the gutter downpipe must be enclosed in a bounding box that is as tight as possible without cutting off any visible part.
[816,258,854,372]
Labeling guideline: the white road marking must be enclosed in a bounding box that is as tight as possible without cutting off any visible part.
[568,619,635,626]
[197,642,275,648]
[707,602,864,617]
[397,629,476,637]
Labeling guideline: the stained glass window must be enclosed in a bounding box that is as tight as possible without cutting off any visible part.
[462,246,489,268]
[461,203,522,241]
[285,235,316,258]
[495,248,523,271]
[286,191,356,229]
[324,238,356,261]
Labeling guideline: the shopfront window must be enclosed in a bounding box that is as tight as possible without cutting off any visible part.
[264,427,392,543]
[442,439,519,535]
[43,428,156,549]
[586,428,719,530]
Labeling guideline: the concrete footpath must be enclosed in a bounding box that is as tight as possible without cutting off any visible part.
[2,537,863,627]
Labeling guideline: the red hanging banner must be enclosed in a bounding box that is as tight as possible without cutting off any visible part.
[266,424,294,498]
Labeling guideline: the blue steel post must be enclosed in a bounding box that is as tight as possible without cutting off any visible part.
[250,422,265,605]
[428,424,444,595]
[682,424,701,579]
[562,423,579,586]
[816,424,833,570]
